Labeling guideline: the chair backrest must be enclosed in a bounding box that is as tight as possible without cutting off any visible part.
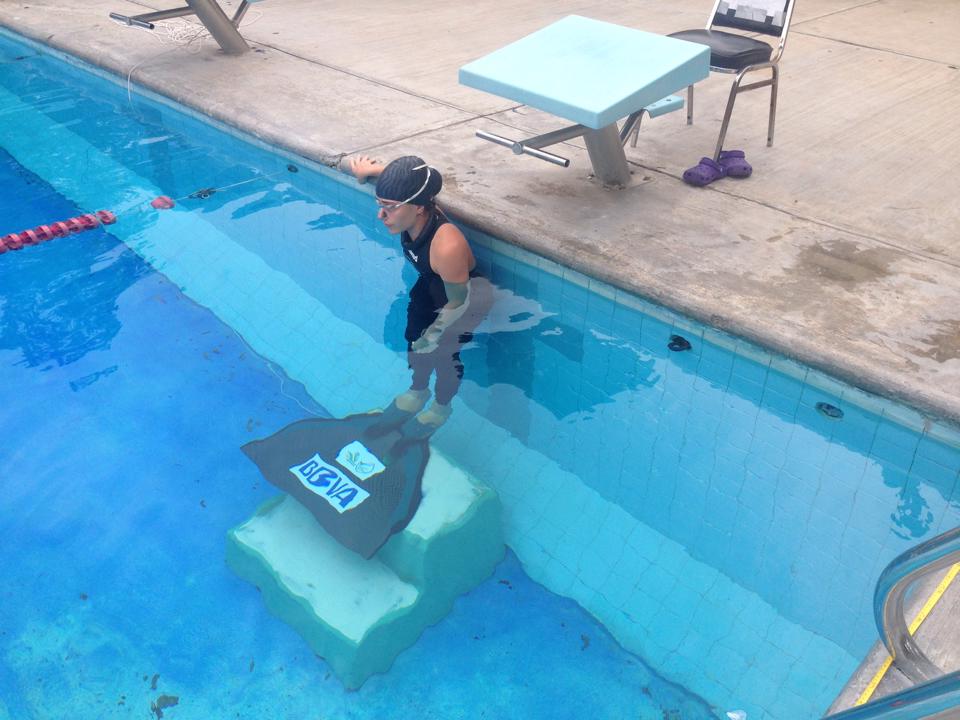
[710,0,792,37]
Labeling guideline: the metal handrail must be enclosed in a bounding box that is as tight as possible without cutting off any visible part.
[823,670,960,719]
[820,526,960,719]
[874,525,960,683]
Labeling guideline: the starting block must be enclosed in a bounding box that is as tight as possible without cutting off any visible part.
[459,15,710,186]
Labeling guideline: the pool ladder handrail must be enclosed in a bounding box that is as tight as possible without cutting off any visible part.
[874,524,960,684]
[822,524,960,719]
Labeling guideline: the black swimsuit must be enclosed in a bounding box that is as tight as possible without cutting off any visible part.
[403,208,450,344]
[401,207,448,279]
[399,208,490,407]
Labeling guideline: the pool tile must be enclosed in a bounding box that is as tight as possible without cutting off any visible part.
[678,629,716,663]
[662,581,706,618]
[910,455,960,495]
[735,665,782,711]
[705,643,749,687]
[538,557,576,596]
[640,316,673,349]
[600,571,639,611]
[530,517,566,556]
[870,436,918,471]
[760,387,800,420]
[649,609,690,653]
[621,589,662,627]
[638,563,679,602]
[875,415,926,451]
[584,294,615,330]
[799,382,842,413]
[729,378,765,405]
[916,433,960,466]
[692,599,736,640]
[694,525,731,568]
[704,487,741,529]
[777,688,824,720]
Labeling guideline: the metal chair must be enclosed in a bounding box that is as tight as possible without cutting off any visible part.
[668,0,796,160]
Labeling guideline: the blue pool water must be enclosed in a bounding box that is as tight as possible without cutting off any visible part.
[1,30,958,720]
[0,103,708,720]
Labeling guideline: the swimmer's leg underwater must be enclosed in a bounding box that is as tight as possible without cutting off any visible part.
[395,275,494,438]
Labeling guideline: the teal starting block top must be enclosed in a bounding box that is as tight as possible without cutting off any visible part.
[460,15,710,130]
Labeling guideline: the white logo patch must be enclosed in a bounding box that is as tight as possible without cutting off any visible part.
[336,441,386,481]
[407,249,419,262]
[290,453,370,514]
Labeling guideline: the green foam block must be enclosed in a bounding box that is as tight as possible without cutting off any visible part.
[226,454,503,688]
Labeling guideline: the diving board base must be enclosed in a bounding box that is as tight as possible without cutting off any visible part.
[583,125,631,187]
[226,456,504,689]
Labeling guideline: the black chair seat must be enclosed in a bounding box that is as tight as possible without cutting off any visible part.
[668,29,772,71]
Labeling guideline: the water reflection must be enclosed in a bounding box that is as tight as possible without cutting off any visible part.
[0,149,148,369]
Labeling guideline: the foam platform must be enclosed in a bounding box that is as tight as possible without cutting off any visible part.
[226,452,504,688]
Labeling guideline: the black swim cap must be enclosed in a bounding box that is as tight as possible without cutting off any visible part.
[375,156,443,206]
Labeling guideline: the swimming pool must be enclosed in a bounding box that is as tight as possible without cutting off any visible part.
[1,28,958,720]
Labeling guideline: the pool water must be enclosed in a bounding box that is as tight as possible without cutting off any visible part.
[1,30,958,720]
[0,99,710,720]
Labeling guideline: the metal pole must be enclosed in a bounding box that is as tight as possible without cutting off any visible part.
[522,124,588,150]
[475,131,570,167]
[110,7,197,29]
[184,0,249,54]
[231,0,252,26]
[583,124,631,187]
[619,110,645,147]
[874,525,959,684]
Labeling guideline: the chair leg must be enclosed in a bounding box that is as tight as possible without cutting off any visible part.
[686,85,694,125]
[713,77,742,161]
[767,64,779,146]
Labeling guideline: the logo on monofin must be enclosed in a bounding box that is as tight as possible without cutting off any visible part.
[290,454,370,513]
[336,441,385,481]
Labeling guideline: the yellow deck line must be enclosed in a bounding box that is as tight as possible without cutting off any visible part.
[855,562,960,706]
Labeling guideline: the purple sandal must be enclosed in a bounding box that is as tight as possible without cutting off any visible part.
[683,157,726,186]
[718,149,752,178]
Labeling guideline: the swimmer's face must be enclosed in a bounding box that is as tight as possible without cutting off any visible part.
[376,199,423,234]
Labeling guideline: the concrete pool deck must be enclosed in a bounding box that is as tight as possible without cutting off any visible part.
[1,0,957,715]
[2,0,958,430]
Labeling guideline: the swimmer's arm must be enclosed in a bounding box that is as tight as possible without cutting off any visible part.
[430,224,474,285]
[411,280,470,352]
[411,227,474,352]
[347,155,384,184]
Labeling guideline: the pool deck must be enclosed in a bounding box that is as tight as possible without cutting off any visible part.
[1,0,958,714]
